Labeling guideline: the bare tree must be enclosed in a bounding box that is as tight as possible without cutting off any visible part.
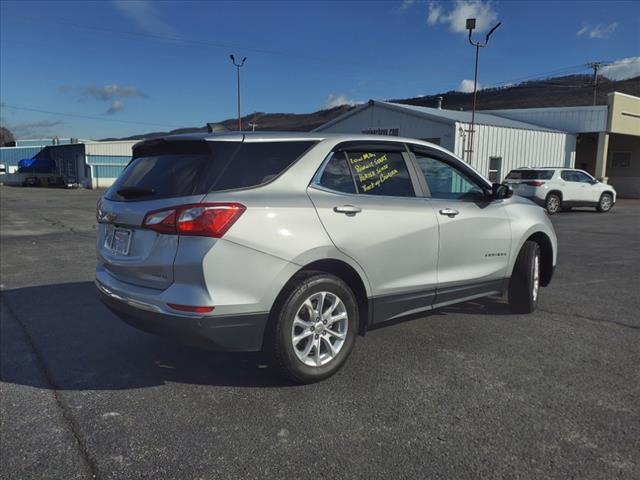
[0,126,16,146]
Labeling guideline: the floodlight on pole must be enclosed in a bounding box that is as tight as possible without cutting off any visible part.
[229,54,247,131]
[465,18,501,164]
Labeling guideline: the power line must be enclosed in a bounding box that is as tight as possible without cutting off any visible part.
[1,104,180,128]
[11,15,376,71]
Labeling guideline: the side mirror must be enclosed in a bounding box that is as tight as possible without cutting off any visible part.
[491,183,512,200]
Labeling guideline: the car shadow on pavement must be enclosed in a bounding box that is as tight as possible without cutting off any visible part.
[1,282,293,391]
[1,282,517,392]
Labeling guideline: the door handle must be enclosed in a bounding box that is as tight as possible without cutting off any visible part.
[333,205,362,215]
[439,208,460,217]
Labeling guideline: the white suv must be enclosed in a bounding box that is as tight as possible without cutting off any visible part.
[504,168,616,214]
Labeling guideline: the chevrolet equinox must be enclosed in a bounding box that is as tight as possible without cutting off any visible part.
[96,132,557,383]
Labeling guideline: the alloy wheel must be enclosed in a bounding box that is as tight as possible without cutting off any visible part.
[291,291,349,367]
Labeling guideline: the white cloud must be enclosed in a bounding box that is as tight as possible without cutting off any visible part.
[427,1,498,33]
[401,0,416,9]
[59,83,147,115]
[112,0,177,38]
[601,57,640,81]
[427,2,443,24]
[323,94,362,109]
[576,24,589,36]
[457,79,481,93]
[577,22,618,39]
[106,100,126,115]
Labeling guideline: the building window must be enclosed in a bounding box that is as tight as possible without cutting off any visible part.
[610,151,631,169]
[488,157,502,183]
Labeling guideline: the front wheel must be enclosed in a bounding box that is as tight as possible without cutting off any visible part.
[597,193,613,213]
[508,241,541,314]
[269,273,358,383]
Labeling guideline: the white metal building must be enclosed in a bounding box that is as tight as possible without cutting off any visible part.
[0,140,136,188]
[484,92,640,197]
[315,100,576,183]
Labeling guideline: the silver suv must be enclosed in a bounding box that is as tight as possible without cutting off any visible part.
[96,132,557,383]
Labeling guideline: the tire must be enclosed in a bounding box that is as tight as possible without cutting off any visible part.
[597,193,613,213]
[545,193,561,215]
[508,241,541,314]
[270,273,358,383]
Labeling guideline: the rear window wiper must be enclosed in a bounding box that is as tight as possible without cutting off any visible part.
[116,186,156,199]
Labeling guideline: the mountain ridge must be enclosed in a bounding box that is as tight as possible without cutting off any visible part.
[101,74,640,141]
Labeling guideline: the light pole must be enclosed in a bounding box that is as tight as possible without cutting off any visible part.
[465,18,501,163]
[229,54,247,131]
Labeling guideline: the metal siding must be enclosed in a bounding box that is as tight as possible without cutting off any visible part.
[84,141,137,157]
[0,146,44,167]
[85,151,131,189]
[319,105,456,147]
[456,124,575,179]
[86,155,130,166]
[482,106,608,133]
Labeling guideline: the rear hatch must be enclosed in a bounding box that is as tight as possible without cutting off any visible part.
[504,169,554,195]
[97,138,244,290]
[97,136,318,290]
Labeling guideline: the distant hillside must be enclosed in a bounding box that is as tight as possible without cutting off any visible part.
[102,74,639,141]
[390,74,640,110]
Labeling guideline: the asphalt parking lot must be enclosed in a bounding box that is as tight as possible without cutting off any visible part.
[1,185,639,480]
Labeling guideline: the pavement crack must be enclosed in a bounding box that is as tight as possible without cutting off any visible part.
[1,293,102,479]
[539,307,639,331]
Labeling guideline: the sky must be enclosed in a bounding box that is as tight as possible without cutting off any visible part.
[1,0,639,139]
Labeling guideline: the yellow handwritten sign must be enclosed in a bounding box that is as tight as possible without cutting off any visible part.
[348,152,400,193]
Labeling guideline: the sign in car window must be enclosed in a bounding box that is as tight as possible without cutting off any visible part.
[346,151,414,197]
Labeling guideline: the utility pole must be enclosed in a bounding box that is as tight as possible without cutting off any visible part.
[229,55,247,131]
[248,112,259,131]
[587,62,602,106]
[465,18,501,164]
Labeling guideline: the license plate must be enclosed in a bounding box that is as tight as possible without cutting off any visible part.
[105,225,133,255]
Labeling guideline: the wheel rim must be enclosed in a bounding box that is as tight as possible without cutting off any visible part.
[291,291,348,367]
[601,195,611,210]
[532,253,540,302]
[547,196,559,213]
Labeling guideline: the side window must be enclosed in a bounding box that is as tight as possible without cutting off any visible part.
[573,171,593,183]
[414,153,485,200]
[561,171,575,182]
[346,151,415,197]
[318,152,356,194]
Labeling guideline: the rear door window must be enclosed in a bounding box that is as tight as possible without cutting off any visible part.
[317,152,356,194]
[345,150,415,197]
[106,140,315,201]
[506,170,554,180]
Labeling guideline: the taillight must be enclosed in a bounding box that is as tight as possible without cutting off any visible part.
[525,181,545,187]
[142,203,245,237]
[167,303,215,313]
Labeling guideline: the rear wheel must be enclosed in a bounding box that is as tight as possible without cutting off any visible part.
[545,193,561,214]
[597,193,613,213]
[270,273,358,383]
[508,241,541,314]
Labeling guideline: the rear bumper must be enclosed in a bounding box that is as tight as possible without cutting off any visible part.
[96,281,269,352]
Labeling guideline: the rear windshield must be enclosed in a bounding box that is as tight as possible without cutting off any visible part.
[105,140,316,201]
[506,169,554,180]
